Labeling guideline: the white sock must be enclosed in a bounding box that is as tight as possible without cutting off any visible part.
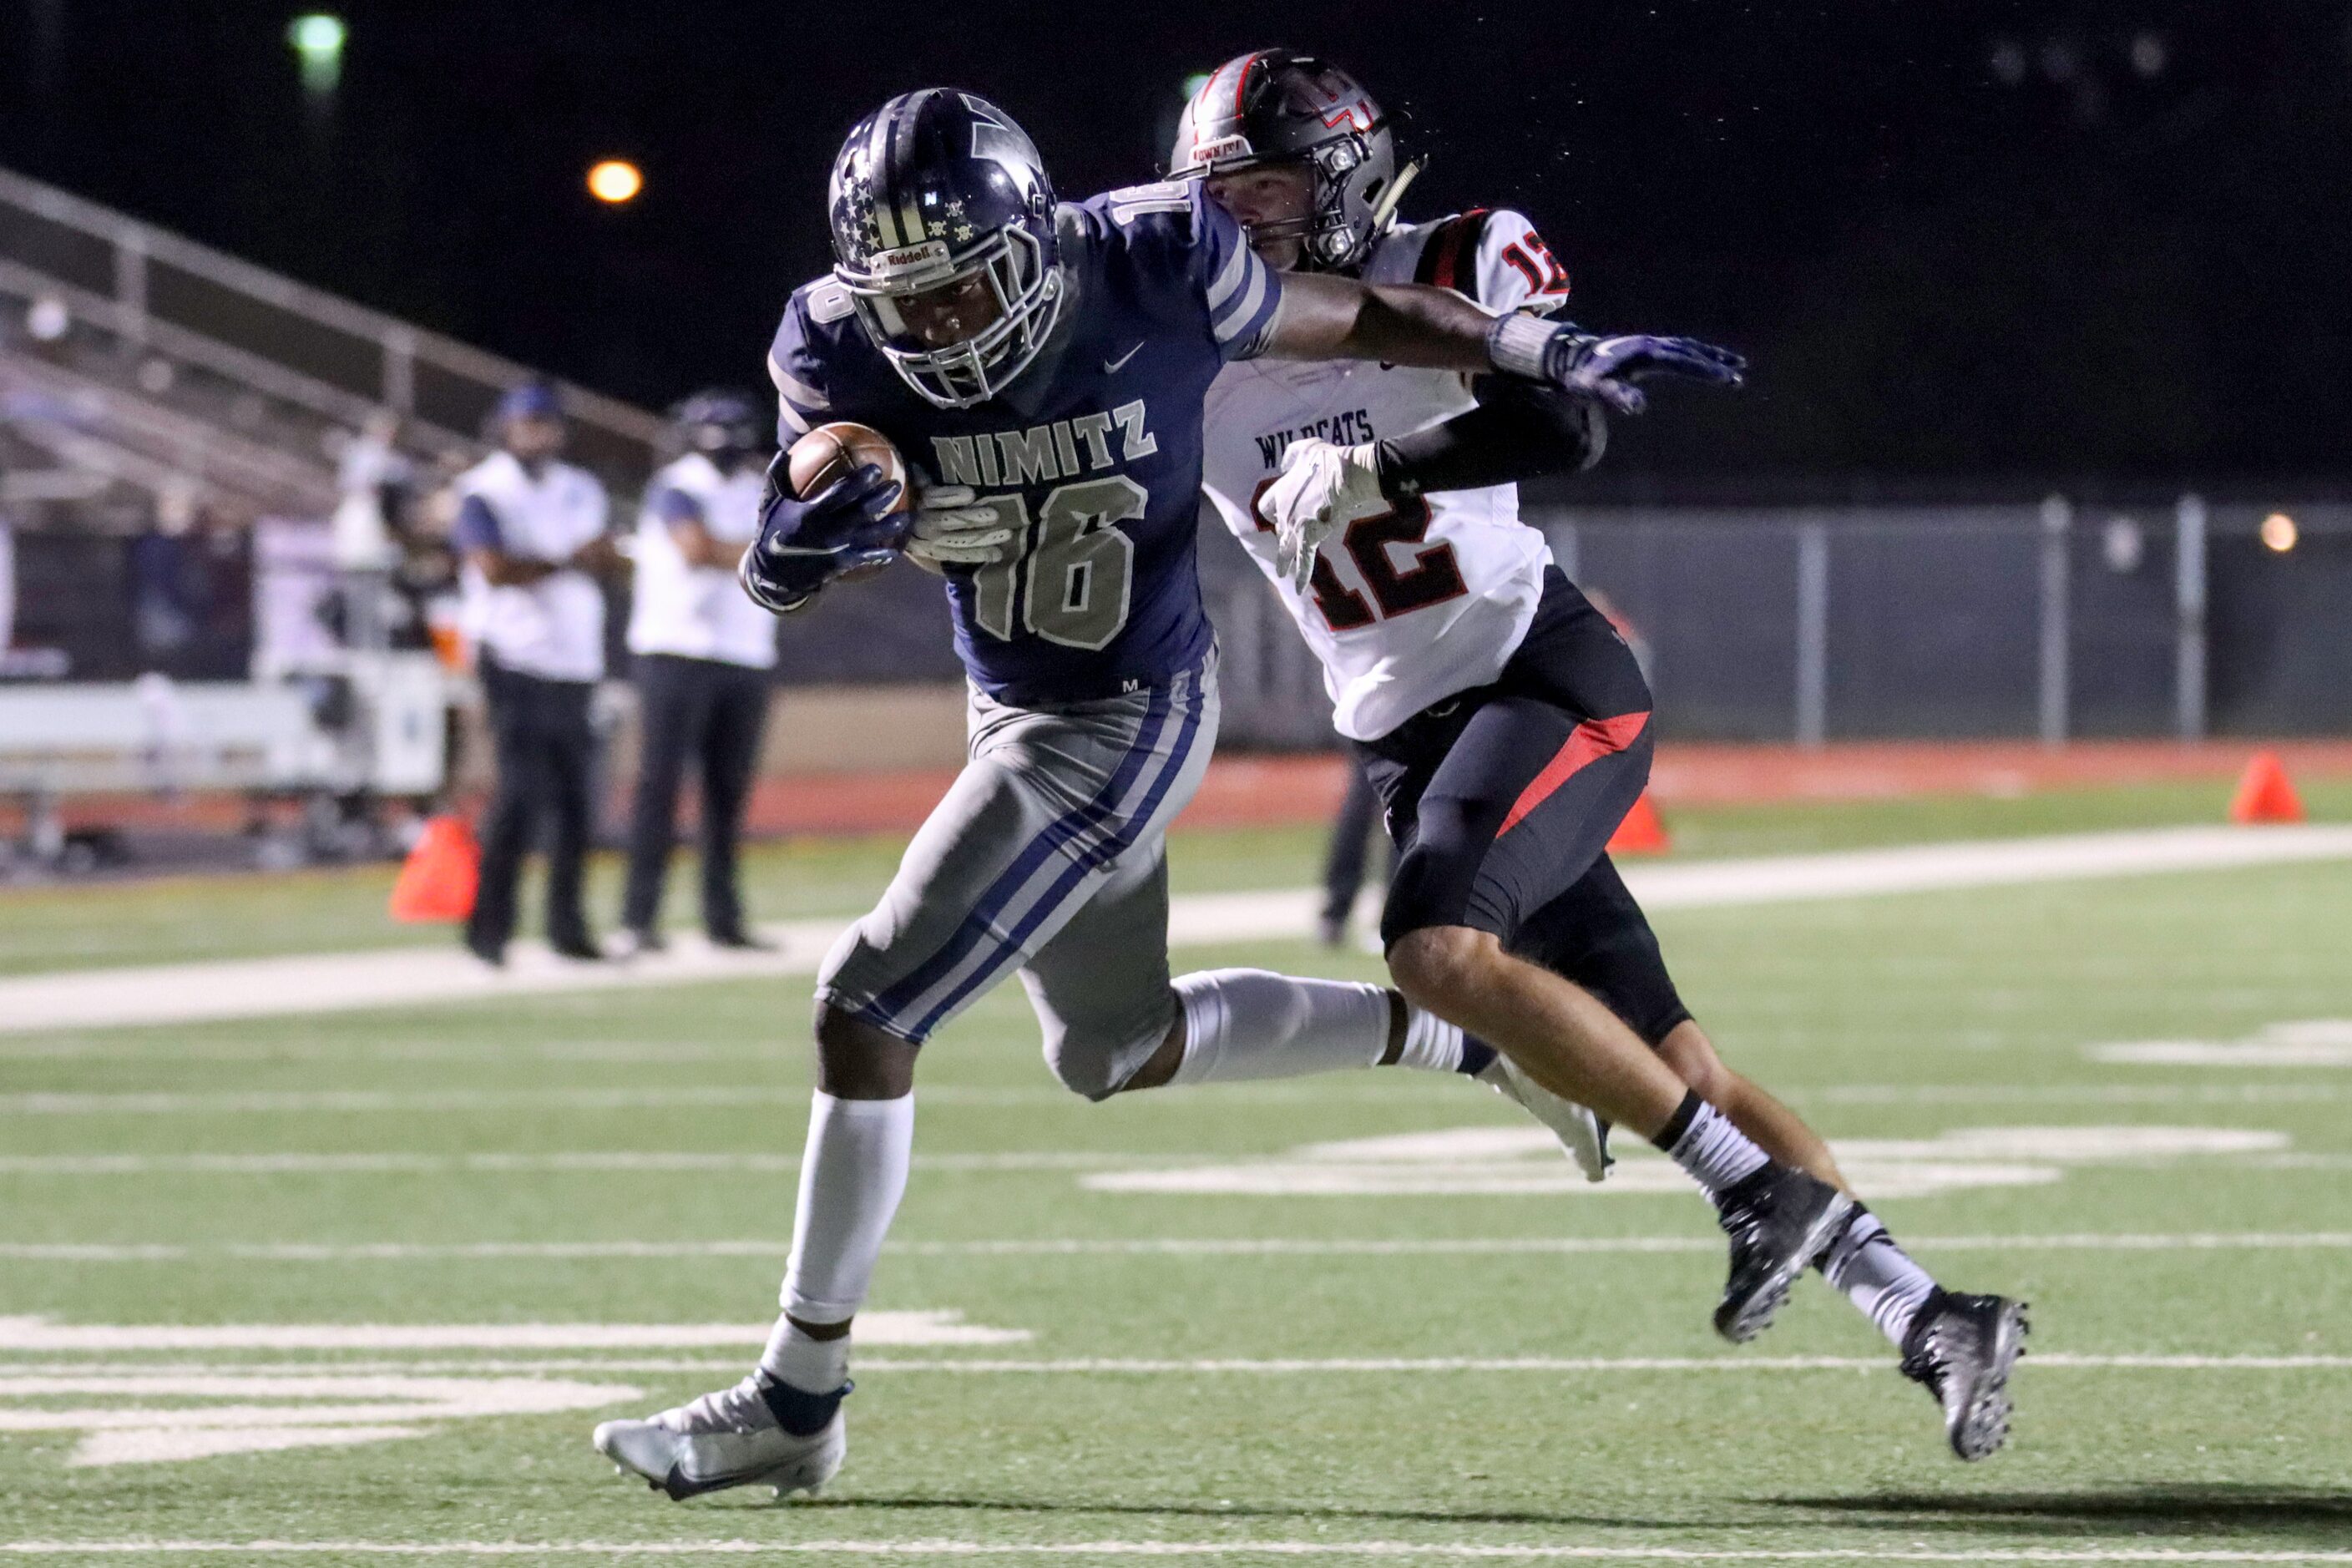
[1169,969,1418,1085]
[761,1090,913,1392]
[1390,1003,1469,1073]
[1819,1207,1940,1348]
[1654,1090,1771,1197]
[761,1316,850,1395]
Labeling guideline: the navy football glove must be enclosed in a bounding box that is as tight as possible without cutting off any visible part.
[739,461,907,615]
[1488,313,1746,415]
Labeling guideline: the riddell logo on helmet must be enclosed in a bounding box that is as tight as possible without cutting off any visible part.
[1193,134,1254,164]
[873,240,950,276]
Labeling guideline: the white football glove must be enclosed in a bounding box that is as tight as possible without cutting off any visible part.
[1255,438,1384,594]
[903,483,1019,574]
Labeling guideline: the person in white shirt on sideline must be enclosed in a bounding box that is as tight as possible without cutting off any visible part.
[453,381,623,966]
[615,390,779,956]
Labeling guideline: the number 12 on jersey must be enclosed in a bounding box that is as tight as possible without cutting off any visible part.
[968,475,1146,651]
[1250,482,1468,632]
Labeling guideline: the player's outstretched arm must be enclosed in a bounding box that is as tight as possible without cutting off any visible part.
[1378,378,1609,493]
[1262,272,1746,416]
[1260,272,1495,370]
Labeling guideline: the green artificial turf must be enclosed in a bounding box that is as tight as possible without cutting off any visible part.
[2,798,2349,1560]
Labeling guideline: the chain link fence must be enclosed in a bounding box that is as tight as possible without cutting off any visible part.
[1207,499,2352,749]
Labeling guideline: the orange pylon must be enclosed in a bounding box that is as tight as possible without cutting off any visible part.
[1608,792,1672,855]
[389,815,481,922]
[2228,751,2305,825]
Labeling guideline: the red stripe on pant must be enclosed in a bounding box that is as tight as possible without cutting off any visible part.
[1496,711,1651,837]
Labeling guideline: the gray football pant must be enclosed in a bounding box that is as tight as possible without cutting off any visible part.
[815,658,1217,1098]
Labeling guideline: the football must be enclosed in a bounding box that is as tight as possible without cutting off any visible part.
[786,420,911,515]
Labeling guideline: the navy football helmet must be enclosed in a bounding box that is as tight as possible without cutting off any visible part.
[1169,50,1401,274]
[827,89,1065,409]
[669,388,765,463]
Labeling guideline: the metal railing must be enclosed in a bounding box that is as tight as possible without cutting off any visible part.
[0,163,662,481]
[0,352,338,518]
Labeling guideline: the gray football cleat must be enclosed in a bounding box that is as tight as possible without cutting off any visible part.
[1712,1163,1854,1343]
[593,1373,847,1501]
[1900,1289,2029,1460]
[1477,1052,1613,1181]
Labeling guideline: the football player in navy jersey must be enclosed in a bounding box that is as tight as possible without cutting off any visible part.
[594,87,1839,1502]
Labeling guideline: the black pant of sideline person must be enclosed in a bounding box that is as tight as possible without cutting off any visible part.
[620,652,771,948]
[468,654,599,964]
[1318,754,1393,948]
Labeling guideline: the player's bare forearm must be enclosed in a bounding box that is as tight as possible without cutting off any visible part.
[1260,273,1495,372]
[465,548,559,588]
[666,518,741,571]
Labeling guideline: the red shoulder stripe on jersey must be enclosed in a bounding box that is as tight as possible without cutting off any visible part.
[1497,711,1651,837]
[1413,209,1493,299]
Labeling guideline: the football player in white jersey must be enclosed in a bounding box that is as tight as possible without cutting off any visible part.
[1173,49,2026,1461]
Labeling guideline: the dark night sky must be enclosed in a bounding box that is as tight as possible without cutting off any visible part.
[4,1,2348,491]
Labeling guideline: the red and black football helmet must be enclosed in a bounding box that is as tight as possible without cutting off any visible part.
[1168,50,1402,274]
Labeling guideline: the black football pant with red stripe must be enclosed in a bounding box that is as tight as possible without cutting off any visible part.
[1360,567,1692,1045]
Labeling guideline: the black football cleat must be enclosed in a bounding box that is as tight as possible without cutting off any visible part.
[1712,1164,1855,1343]
[1900,1288,2029,1461]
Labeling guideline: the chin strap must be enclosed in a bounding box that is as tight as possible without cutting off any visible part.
[1365,155,1427,236]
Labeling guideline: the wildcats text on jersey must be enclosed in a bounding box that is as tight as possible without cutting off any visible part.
[1252,407,1378,470]
[928,400,1161,489]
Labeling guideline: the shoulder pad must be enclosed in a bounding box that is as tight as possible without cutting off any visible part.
[1410,210,1495,298]
[1474,210,1573,315]
[1100,180,1196,228]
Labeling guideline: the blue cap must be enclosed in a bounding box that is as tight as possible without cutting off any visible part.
[493,381,564,424]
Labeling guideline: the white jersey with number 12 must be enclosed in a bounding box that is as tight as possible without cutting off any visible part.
[1199,207,1574,741]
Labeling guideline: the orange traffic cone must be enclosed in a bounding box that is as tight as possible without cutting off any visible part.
[1608,792,1672,855]
[2228,751,2305,825]
[389,815,481,922]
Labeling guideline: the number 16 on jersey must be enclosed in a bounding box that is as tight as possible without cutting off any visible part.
[968,476,1146,651]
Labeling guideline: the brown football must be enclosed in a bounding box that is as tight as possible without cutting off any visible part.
[785,421,910,515]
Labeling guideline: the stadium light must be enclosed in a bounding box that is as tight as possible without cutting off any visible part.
[588,159,644,205]
[2260,512,2299,553]
[287,13,346,94]
[1181,73,1211,101]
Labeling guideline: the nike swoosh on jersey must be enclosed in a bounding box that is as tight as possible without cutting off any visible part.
[1103,341,1145,373]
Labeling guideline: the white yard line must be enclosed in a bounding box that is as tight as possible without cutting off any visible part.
[5,1232,2350,1264]
[0,1151,1154,1174]
[4,1540,2349,1560]
[5,824,2349,1034]
[1807,1085,2345,1105]
[0,1314,1025,1352]
[2,1353,2348,1377]
[1613,823,2352,909]
[2,1081,2344,1117]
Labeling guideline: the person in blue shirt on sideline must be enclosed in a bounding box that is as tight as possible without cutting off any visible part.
[615,389,779,957]
[451,382,622,966]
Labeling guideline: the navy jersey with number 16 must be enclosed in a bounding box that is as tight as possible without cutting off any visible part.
[767,181,1283,706]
